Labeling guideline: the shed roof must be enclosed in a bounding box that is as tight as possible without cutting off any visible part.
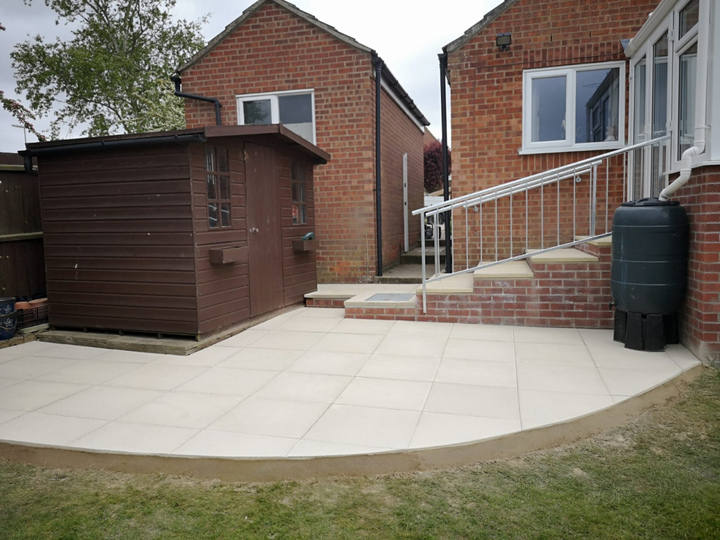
[178,0,428,127]
[23,125,331,164]
[444,0,520,53]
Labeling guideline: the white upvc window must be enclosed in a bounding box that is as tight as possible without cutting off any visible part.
[236,89,316,144]
[674,0,699,162]
[628,0,702,198]
[521,62,626,154]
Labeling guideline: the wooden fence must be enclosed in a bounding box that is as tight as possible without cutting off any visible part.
[0,153,46,299]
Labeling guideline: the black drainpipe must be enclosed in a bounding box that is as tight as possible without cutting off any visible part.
[373,55,384,277]
[439,52,452,273]
[171,74,222,126]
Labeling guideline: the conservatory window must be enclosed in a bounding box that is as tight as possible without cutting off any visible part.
[677,42,698,160]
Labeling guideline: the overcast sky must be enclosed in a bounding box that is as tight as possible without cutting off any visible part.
[0,0,502,152]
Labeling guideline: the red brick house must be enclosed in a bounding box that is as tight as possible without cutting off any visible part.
[176,0,428,283]
[418,0,718,365]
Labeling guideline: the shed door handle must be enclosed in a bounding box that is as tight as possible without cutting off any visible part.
[250,227,259,234]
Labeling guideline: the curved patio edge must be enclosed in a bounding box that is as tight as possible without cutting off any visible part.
[0,365,705,483]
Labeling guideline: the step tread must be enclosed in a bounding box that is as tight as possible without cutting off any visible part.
[344,290,417,308]
[415,272,474,295]
[575,235,612,246]
[527,247,599,263]
[473,260,534,279]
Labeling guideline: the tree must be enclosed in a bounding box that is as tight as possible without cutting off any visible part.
[11,0,207,138]
[424,140,451,193]
[1,21,46,142]
[0,90,48,142]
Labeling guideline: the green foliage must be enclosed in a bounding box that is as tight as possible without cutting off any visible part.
[0,90,47,142]
[10,0,207,137]
[424,140,450,194]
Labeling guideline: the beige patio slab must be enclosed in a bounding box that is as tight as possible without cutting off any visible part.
[410,412,522,449]
[0,307,704,480]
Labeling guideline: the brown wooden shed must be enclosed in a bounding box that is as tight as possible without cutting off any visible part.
[23,125,329,338]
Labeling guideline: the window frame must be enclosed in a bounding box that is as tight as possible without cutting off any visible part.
[291,161,308,226]
[205,145,232,230]
[521,61,626,154]
[236,89,316,144]
[628,0,701,176]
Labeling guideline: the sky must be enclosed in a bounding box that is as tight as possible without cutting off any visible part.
[0,0,503,153]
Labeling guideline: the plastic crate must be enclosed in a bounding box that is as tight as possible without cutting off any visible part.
[17,304,49,329]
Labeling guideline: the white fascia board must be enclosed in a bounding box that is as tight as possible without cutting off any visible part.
[379,78,426,133]
[625,0,677,57]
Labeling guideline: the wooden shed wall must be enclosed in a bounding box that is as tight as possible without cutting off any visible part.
[190,141,250,335]
[191,138,317,336]
[39,145,199,335]
[279,157,316,305]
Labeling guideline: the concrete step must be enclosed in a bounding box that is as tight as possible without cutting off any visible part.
[401,246,446,265]
[527,247,599,264]
[374,264,423,284]
[474,260,534,280]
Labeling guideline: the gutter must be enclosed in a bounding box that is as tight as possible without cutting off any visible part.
[659,0,710,200]
[373,54,384,277]
[439,52,452,273]
[19,133,208,172]
[171,74,222,126]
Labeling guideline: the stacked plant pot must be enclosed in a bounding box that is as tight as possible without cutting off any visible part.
[0,297,17,340]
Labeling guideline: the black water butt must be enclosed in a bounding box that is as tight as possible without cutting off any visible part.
[611,198,689,351]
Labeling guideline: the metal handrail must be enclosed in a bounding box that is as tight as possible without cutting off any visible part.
[413,136,670,219]
[413,135,671,313]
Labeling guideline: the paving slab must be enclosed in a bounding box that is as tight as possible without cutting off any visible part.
[0,306,704,482]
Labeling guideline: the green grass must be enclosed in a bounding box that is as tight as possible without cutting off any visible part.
[2,369,719,539]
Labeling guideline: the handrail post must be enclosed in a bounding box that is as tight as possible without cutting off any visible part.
[421,210,427,314]
[439,53,452,274]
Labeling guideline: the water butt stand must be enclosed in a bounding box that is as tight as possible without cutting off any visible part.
[611,198,689,351]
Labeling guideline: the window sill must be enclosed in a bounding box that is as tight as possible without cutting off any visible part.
[519,141,625,155]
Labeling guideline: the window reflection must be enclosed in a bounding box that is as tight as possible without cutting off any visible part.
[531,76,566,142]
[206,146,232,229]
[678,43,697,159]
[579,68,620,143]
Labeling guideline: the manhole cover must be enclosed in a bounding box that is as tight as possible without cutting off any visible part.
[366,293,415,302]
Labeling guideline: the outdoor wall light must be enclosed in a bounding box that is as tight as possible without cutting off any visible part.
[496,33,512,51]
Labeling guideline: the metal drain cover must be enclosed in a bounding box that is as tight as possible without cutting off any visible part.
[366,293,415,302]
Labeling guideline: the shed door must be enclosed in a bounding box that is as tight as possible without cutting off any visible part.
[245,143,284,317]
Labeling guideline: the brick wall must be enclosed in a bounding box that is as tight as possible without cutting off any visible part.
[674,167,720,368]
[379,88,424,271]
[344,241,614,328]
[181,2,422,283]
[447,0,658,268]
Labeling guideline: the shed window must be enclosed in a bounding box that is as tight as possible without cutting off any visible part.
[291,162,307,225]
[521,62,625,154]
[206,146,231,229]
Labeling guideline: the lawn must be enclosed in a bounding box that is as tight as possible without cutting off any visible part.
[1,369,719,539]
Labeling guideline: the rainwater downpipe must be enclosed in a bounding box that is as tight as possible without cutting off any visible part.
[170,74,222,126]
[659,0,710,201]
[374,55,384,277]
[439,52,452,273]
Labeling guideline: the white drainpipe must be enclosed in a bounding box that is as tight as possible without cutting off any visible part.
[659,0,711,201]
